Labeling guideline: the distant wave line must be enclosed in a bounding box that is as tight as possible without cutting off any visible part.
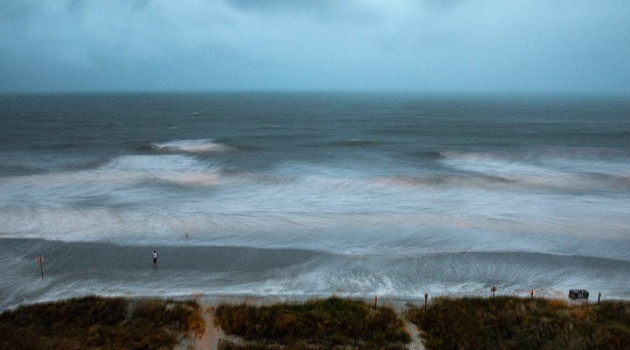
[148,139,233,154]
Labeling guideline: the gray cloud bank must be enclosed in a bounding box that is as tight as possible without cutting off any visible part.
[1,0,629,94]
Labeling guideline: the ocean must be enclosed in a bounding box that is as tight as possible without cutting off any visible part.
[1,92,629,310]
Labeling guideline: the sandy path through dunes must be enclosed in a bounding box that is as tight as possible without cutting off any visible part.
[404,319,425,350]
[186,298,425,350]
[193,304,222,350]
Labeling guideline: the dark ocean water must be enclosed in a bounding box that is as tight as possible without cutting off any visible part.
[1,92,629,309]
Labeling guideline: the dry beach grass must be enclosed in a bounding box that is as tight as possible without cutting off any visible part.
[1,295,629,350]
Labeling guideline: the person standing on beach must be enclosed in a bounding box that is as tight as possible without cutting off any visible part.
[152,250,158,265]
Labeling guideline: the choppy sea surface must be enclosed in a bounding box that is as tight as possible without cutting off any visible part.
[1,92,629,310]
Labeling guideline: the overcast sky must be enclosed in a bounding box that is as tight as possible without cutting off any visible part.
[1,0,629,94]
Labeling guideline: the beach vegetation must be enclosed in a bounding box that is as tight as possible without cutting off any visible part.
[0,295,202,350]
[214,297,409,349]
[406,296,630,350]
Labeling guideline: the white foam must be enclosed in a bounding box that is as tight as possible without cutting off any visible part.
[151,139,232,153]
[440,151,557,177]
[438,151,606,190]
[1,152,629,264]
[0,154,221,186]
[103,154,210,172]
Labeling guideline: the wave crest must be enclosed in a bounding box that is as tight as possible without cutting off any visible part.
[149,139,232,153]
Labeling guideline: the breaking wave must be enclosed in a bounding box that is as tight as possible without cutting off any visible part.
[2,93,630,308]
[149,139,232,153]
[437,150,630,191]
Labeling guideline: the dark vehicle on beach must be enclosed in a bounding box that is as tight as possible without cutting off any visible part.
[568,289,589,300]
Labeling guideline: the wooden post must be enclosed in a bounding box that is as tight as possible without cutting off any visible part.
[598,292,601,305]
[374,296,378,310]
[424,293,428,313]
[530,289,535,300]
[37,256,44,280]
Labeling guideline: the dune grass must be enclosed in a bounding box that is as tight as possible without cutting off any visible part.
[406,296,630,350]
[0,296,202,350]
[2,294,629,350]
[214,297,410,350]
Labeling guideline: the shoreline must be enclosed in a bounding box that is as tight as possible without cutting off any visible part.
[3,237,629,312]
[3,289,619,313]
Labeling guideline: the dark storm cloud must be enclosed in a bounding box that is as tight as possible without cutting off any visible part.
[1,0,629,94]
